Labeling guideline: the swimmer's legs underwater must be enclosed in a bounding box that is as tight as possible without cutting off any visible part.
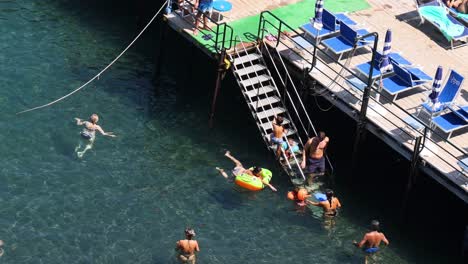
[75,138,94,158]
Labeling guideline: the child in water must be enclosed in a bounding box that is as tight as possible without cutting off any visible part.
[282,138,301,160]
[74,114,116,158]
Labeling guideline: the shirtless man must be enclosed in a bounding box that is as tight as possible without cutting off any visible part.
[447,0,468,14]
[306,189,341,217]
[216,151,277,192]
[353,220,390,264]
[301,131,329,185]
[270,116,287,159]
[175,228,200,264]
[74,114,116,158]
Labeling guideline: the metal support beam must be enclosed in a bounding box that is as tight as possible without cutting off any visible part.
[209,49,227,128]
[351,32,379,172]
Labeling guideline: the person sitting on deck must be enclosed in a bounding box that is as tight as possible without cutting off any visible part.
[74,114,116,158]
[353,220,390,264]
[193,0,213,35]
[301,131,329,186]
[282,137,301,160]
[216,151,277,192]
[306,189,341,217]
[176,228,200,264]
[270,116,287,159]
[446,0,468,14]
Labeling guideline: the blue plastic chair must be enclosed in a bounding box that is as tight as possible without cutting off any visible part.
[421,69,465,115]
[356,52,387,80]
[301,9,339,44]
[431,109,468,138]
[321,23,373,60]
[381,63,422,101]
[334,12,358,26]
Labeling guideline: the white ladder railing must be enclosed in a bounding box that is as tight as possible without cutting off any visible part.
[230,35,306,181]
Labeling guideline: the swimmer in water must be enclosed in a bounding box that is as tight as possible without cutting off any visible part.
[215,151,277,192]
[306,189,341,217]
[353,220,389,264]
[74,114,116,158]
[175,228,200,264]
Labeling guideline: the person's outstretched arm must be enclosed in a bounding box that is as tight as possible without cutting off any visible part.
[266,183,277,192]
[96,125,116,137]
[301,140,310,169]
[75,118,85,125]
[382,234,390,246]
[306,200,320,206]
[353,234,368,248]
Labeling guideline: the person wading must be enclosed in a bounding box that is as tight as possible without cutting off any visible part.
[176,228,200,263]
[353,220,390,264]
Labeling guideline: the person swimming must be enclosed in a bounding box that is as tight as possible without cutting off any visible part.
[353,220,390,264]
[215,151,277,192]
[175,228,200,264]
[74,114,116,158]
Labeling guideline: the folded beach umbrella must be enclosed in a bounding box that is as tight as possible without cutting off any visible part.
[429,66,443,108]
[312,0,324,30]
[379,29,393,73]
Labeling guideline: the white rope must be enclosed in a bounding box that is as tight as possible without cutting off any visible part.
[17,1,167,114]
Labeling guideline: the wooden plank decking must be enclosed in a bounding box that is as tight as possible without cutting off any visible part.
[273,0,468,197]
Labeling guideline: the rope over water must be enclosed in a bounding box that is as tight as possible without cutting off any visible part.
[17,1,168,115]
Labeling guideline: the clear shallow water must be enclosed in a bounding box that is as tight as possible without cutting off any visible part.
[0,1,461,263]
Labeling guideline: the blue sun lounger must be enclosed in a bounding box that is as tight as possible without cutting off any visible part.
[334,12,357,26]
[321,23,373,60]
[420,69,465,115]
[356,51,393,80]
[301,9,339,44]
[431,109,468,138]
[381,63,423,102]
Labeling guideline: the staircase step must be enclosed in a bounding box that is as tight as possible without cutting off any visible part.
[240,75,271,88]
[256,107,286,120]
[249,96,281,109]
[244,85,276,98]
[234,53,261,66]
[235,64,266,76]
[259,117,291,132]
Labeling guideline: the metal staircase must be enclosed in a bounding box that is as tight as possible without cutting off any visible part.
[229,37,306,183]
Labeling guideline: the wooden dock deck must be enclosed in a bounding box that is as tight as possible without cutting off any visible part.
[273,0,468,199]
[164,0,468,201]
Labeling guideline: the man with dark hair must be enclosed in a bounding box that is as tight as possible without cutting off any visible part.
[353,220,390,264]
[176,228,200,263]
[306,189,341,217]
[301,131,329,186]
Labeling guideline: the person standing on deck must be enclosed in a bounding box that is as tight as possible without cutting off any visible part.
[270,116,287,159]
[193,0,214,35]
[74,114,116,158]
[301,131,329,186]
[306,189,341,217]
[353,220,390,264]
[176,228,200,264]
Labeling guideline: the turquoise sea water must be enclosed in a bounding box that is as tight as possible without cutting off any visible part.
[0,1,462,263]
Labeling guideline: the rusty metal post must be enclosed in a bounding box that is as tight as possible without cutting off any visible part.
[209,49,227,128]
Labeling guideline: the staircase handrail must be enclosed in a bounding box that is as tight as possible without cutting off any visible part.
[233,35,306,181]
